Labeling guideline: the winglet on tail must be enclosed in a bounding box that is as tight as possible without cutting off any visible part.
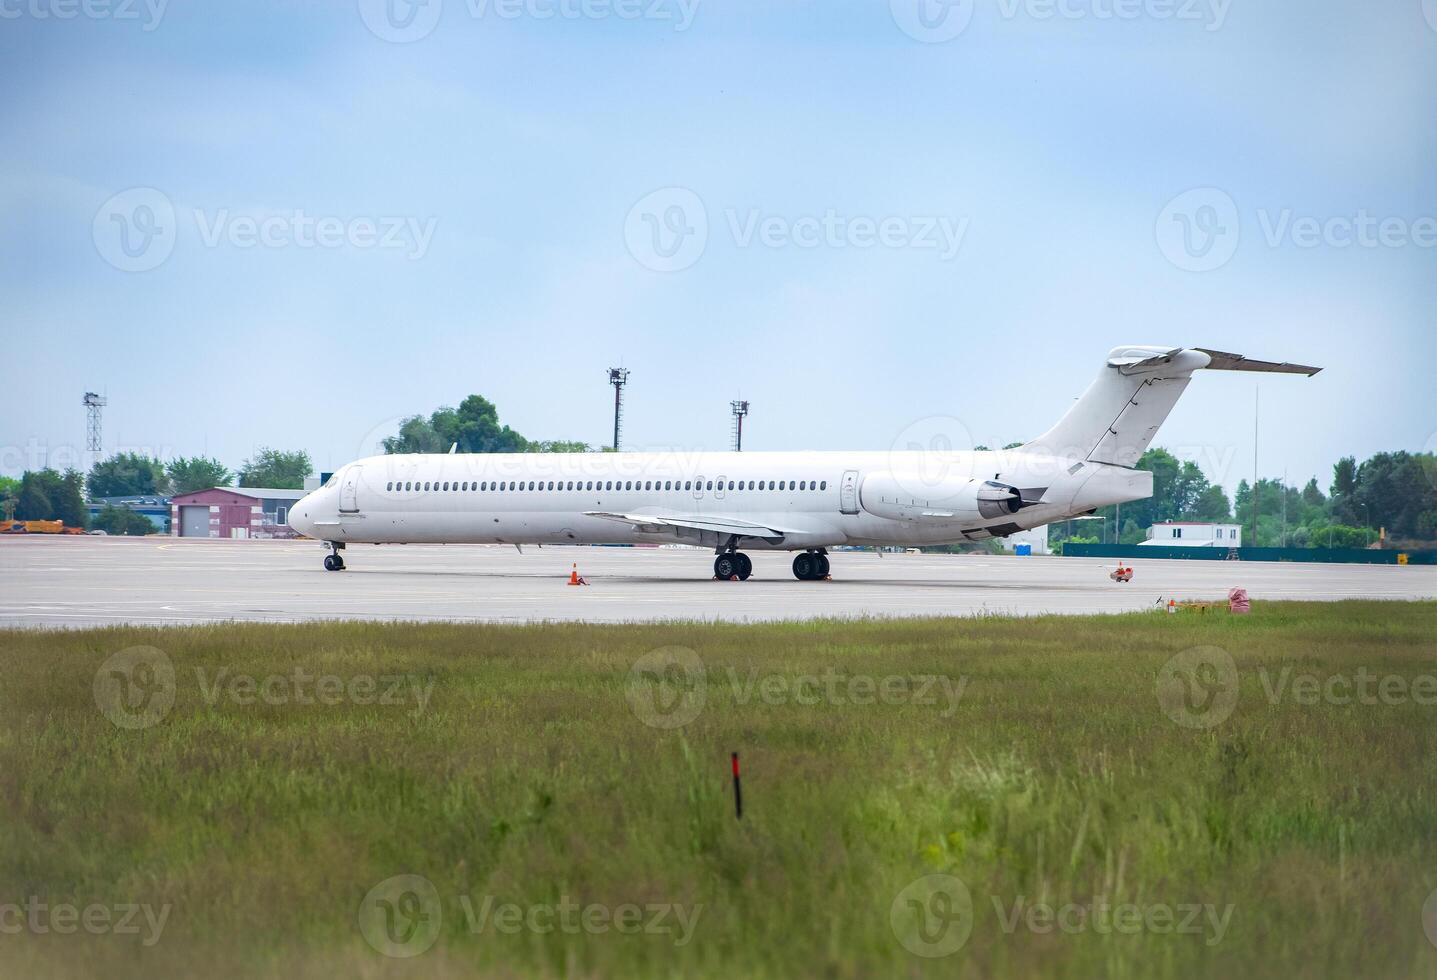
[1024,346,1322,467]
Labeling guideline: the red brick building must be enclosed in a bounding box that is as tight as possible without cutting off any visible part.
[169,487,307,539]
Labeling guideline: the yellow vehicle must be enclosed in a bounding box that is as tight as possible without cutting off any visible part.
[1,520,66,534]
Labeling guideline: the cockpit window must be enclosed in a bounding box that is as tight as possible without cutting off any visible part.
[324,473,339,488]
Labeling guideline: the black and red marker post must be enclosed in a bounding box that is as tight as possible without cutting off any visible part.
[731,752,743,819]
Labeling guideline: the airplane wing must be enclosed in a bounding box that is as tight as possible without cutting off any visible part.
[584,512,794,542]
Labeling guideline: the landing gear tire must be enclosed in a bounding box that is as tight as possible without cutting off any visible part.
[816,554,830,578]
[323,553,345,572]
[793,552,827,581]
[715,552,753,581]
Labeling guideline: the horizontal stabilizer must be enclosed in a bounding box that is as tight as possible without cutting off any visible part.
[1194,348,1323,376]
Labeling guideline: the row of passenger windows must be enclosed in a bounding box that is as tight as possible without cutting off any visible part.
[385,478,830,493]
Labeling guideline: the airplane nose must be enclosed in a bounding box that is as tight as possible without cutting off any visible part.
[290,493,316,537]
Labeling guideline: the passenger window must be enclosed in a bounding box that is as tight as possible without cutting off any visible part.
[386,482,393,491]
[779,481,786,490]
[706,480,713,491]
[820,480,827,490]
[684,481,691,491]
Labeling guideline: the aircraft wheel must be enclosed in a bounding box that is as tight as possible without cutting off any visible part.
[792,553,816,581]
[736,553,753,581]
[714,554,739,580]
[816,554,830,578]
[323,554,340,572]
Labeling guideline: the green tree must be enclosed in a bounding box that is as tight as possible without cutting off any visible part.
[15,477,51,521]
[167,456,233,493]
[92,505,154,536]
[88,452,169,497]
[382,394,584,455]
[239,449,313,489]
[0,476,18,521]
[13,469,87,528]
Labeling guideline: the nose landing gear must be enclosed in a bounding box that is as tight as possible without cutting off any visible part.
[322,542,345,571]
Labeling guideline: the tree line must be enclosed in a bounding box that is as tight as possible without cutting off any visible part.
[1055,448,1437,549]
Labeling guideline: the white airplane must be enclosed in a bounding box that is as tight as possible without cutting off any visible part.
[291,346,1319,580]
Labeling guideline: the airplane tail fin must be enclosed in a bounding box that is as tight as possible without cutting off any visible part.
[1023,346,1321,467]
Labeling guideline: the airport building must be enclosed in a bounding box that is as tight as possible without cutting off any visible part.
[169,487,307,539]
[1141,521,1243,547]
[86,495,172,533]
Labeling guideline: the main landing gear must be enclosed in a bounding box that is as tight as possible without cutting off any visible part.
[714,552,753,581]
[792,550,830,581]
[322,542,346,572]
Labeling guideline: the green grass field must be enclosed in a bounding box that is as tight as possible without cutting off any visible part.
[2,601,1436,978]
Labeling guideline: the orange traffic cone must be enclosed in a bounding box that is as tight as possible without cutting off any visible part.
[1167,599,1177,614]
[567,563,588,586]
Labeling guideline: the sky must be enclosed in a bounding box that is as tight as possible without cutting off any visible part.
[3,0,1435,496]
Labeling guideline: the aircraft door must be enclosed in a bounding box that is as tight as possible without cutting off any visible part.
[693,476,704,500]
[839,470,860,515]
[714,475,727,500]
[339,465,362,513]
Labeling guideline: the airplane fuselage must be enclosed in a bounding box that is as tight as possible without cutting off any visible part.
[290,448,1151,551]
